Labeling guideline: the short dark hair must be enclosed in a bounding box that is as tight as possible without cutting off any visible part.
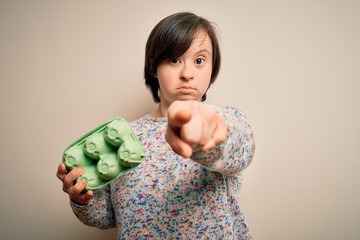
[144,12,221,103]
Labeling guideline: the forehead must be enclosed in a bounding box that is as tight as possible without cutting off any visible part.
[188,29,213,53]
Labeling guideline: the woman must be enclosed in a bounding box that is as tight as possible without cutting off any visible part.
[57,12,255,239]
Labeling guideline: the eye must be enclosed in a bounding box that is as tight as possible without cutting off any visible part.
[169,58,180,64]
[195,57,205,65]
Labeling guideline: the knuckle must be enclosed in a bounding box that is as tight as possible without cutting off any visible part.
[218,135,227,143]
[165,132,170,142]
[56,173,61,180]
[170,144,179,154]
[68,187,77,198]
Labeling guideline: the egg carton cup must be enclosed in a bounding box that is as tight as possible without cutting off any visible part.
[63,117,145,191]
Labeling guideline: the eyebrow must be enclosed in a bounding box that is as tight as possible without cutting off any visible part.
[195,49,212,56]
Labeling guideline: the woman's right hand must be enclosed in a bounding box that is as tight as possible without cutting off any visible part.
[56,163,94,205]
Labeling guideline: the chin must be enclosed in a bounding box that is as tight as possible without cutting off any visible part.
[176,95,200,101]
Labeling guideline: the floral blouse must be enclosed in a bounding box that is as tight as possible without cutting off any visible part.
[70,105,255,240]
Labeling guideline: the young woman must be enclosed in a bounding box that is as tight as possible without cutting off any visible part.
[57,12,255,239]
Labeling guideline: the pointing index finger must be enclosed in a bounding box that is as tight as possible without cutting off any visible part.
[167,102,193,129]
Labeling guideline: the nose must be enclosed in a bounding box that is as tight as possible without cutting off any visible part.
[180,62,194,81]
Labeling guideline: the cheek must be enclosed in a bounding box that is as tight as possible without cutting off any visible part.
[157,65,174,82]
[202,66,213,86]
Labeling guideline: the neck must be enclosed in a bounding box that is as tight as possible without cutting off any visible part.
[151,104,168,118]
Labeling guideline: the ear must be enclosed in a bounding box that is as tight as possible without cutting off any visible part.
[153,69,158,78]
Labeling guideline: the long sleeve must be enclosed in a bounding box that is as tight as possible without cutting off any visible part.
[70,184,116,229]
[191,105,255,175]
[67,106,255,239]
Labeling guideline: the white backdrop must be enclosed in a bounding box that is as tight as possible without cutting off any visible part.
[0,1,359,239]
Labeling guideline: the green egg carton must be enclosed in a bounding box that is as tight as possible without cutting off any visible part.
[63,117,145,191]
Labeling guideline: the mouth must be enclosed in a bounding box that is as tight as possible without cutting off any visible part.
[176,86,196,95]
[176,86,196,94]
[177,86,195,90]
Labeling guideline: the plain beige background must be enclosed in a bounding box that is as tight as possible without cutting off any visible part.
[0,0,359,239]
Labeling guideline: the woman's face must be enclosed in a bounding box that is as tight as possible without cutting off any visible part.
[156,29,213,108]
